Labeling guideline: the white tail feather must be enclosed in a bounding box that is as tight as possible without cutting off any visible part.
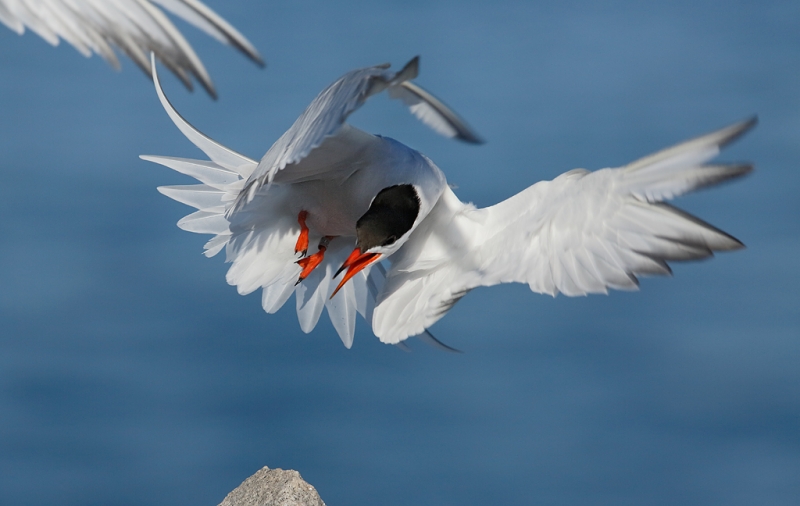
[148,53,259,176]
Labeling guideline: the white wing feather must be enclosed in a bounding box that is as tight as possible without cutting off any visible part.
[0,0,263,97]
[388,81,483,144]
[141,60,383,348]
[233,57,482,211]
[151,0,262,61]
[146,53,259,176]
[372,118,756,343]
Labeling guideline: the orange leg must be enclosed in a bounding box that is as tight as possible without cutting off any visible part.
[296,236,335,285]
[294,210,309,256]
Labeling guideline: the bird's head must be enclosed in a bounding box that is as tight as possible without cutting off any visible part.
[331,184,421,297]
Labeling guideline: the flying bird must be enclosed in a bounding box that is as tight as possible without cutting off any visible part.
[143,56,755,348]
[0,0,263,98]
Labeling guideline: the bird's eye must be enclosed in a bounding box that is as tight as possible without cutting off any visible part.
[382,235,397,246]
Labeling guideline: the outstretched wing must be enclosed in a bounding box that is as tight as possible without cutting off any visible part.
[232,57,483,211]
[372,118,756,343]
[0,0,263,98]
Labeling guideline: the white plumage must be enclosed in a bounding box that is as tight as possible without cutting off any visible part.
[144,55,479,347]
[372,127,753,342]
[143,56,755,348]
[0,0,263,97]
[233,55,480,211]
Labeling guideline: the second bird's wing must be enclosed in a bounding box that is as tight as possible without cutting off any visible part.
[372,118,756,343]
[0,0,263,97]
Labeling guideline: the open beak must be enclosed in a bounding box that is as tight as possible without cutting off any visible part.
[330,248,381,298]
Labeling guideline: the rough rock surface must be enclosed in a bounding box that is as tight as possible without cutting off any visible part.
[218,467,326,506]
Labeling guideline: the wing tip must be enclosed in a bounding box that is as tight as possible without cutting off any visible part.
[721,115,758,148]
[396,55,420,83]
[397,81,486,144]
[656,203,748,252]
[393,342,413,352]
[252,55,267,69]
[457,130,486,145]
[417,330,462,353]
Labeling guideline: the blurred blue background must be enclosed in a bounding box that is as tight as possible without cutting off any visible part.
[1,1,798,505]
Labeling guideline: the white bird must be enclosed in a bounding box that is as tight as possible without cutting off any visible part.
[0,0,263,98]
[143,56,755,348]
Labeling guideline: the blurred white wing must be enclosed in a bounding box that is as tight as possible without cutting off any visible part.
[372,118,756,343]
[233,56,483,211]
[0,0,264,97]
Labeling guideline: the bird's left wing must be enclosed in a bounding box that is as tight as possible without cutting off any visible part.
[232,57,482,212]
[372,118,756,344]
[0,0,263,97]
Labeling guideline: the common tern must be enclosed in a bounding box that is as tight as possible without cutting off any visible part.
[143,56,755,348]
[0,0,263,97]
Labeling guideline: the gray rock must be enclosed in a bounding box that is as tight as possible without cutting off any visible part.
[218,467,326,506]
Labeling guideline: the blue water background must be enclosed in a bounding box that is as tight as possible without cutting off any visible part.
[1,1,798,504]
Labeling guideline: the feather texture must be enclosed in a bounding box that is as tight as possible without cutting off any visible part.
[141,58,387,347]
[142,56,754,349]
[372,119,756,343]
[233,57,483,212]
[0,0,264,97]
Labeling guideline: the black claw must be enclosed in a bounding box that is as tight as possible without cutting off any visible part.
[333,263,346,278]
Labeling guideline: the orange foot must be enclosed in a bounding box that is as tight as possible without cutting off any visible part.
[295,210,309,256]
[296,236,334,285]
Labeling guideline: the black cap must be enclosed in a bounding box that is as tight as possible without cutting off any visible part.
[356,184,420,252]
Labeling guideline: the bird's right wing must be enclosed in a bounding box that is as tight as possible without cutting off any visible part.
[231,57,483,212]
[371,118,756,344]
[0,0,263,97]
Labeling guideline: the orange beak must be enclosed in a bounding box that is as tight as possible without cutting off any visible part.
[330,248,381,299]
